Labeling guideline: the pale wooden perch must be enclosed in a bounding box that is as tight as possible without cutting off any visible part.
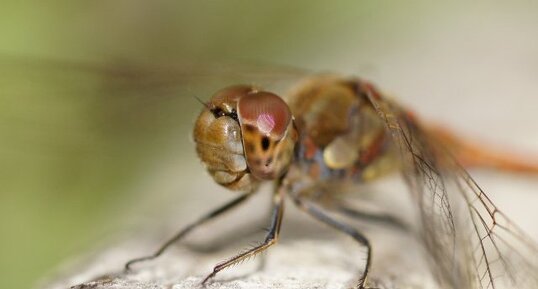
[38,193,436,289]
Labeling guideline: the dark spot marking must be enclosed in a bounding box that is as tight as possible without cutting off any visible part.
[261,136,270,151]
[229,110,238,121]
[265,157,273,167]
[211,107,225,118]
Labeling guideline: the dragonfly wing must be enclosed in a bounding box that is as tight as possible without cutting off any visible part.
[0,55,310,147]
[362,81,538,289]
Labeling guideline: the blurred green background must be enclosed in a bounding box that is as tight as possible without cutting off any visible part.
[1,2,537,289]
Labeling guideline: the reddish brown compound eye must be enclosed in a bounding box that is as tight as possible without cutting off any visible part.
[237,91,294,180]
[237,91,291,140]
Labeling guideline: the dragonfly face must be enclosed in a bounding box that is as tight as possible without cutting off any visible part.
[193,85,298,192]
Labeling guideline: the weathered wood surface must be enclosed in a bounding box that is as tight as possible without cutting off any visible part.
[38,189,436,289]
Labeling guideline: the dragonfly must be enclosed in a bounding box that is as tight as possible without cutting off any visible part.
[113,72,538,289]
[4,56,537,289]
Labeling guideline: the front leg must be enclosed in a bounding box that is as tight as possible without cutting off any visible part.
[124,193,251,271]
[201,184,285,285]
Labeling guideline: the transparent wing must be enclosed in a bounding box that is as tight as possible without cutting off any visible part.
[362,81,538,289]
[0,54,309,153]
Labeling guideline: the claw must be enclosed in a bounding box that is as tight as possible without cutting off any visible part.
[200,271,216,286]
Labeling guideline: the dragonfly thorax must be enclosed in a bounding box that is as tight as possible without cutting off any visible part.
[193,85,298,192]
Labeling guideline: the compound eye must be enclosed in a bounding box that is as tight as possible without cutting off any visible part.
[237,91,292,180]
[237,91,291,141]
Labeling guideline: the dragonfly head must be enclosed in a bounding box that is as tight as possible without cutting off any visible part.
[194,85,297,192]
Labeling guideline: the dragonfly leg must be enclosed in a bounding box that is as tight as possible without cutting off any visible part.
[124,193,251,271]
[201,187,285,285]
[292,196,372,289]
[333,204,409,232]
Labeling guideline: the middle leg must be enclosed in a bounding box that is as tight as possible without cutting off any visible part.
[291,195,373,289]
[334,203,409,231]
